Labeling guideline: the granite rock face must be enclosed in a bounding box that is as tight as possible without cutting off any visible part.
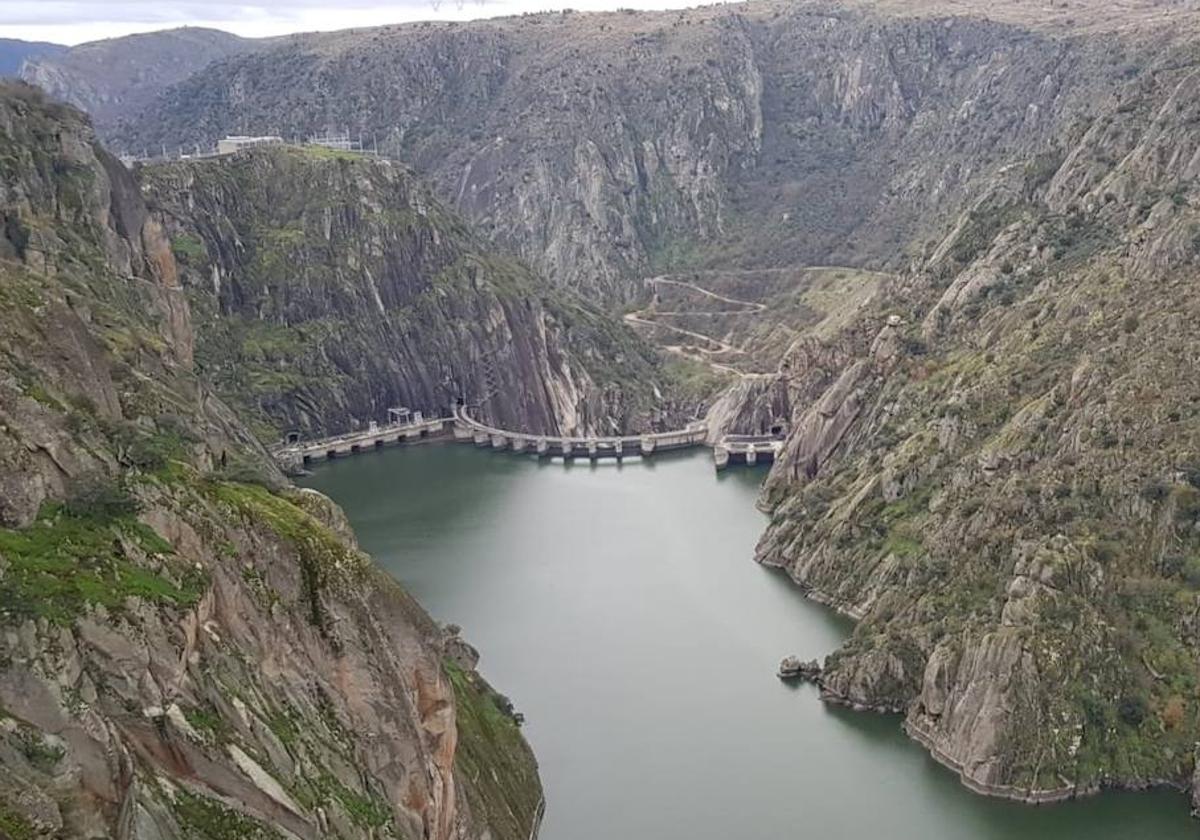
[141,147,673,441]
[0,82,542,840]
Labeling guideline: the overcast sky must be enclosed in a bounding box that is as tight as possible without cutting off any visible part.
[1,0,725,45]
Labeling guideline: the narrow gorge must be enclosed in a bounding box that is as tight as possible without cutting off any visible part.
[6,0,1200,834]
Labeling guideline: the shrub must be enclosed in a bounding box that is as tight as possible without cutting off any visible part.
[1161,696,1186,730]
[63,474,139,521]
[1182,465,1200,490]
[1118,694,1148,727]
[1140,479,1170,502]
[1183,556,1200,589]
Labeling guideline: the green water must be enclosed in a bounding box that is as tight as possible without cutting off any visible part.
[301,444,1195,840]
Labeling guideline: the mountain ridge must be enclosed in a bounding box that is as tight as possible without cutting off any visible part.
[0,39,65,77]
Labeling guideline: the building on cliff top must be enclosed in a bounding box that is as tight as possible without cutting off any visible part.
[217,135,284,155]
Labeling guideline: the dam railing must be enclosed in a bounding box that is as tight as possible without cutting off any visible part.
[452,405,707,459]
[269,405,776,471]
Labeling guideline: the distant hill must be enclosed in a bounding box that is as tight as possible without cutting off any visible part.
[0,38,66,76]
[19,27,259,131]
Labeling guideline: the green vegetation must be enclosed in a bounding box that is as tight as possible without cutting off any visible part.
[208,482,362,633]
[63,474,141,520]
[174,790,283,840]
[103,418,195,473]
[290,144,363,162]
[947,203,1029,265]
[660,355,732,403]
[0,502,201,625]
[183,705,231,743]
[0,801,35,840]
[171,233,207,263]
[15,727,65,770]
[23,383,62,409]
[445,660,542,840]
[318,773,392,830]
[265,708,299,748]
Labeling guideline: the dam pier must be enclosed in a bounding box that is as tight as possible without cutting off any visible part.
[272,405,778,472]
[451,405,707,460]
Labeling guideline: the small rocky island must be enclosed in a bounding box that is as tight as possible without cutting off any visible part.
[778,656,822,682]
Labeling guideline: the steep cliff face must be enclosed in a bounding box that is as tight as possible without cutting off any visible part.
[754,36,1200,806]
[0,82,541,840]
[141,147,668,441]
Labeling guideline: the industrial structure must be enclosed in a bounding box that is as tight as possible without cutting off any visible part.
[216,135,284,155]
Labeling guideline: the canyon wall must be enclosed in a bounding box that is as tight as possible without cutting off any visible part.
[141,147,670,441]
[0,82,542,840]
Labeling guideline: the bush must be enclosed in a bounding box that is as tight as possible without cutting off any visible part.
[1118,694,1148,727]
[212,455,283,491]
[104,421,184,471]
[64,474,139,521]
[1161,696,1186,730]
[1140,479,1170,502]
[1183,556,1200,589]
[1182,465,1200,490]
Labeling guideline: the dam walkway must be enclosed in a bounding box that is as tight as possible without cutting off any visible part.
[272,414,453,469]
[452,405,707,460]
[271,405,773,471]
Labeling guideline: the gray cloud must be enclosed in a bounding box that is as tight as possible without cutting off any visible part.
[0,1,428,26]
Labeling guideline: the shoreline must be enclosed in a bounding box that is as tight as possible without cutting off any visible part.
[755,547,1196,815]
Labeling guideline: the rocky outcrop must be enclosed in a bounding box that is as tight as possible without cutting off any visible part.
[141,146,672,441]
[777,656,820,682]
[0,82,541,840]
[702,375,790,443]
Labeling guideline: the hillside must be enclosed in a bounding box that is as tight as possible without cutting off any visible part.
[104,0,1200,305]
[752,45,1200,803]
[0,82,542,840]
[0,39,65,76]
[20,28,259,137]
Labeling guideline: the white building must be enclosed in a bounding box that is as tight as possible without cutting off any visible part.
[217,135,284,155]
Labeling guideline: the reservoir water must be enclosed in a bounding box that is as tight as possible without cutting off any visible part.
[301,444,1195,840]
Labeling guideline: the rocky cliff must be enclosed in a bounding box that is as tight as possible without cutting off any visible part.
[139,146,668,440]
[0,82,542,840]
[754,27,1200,807]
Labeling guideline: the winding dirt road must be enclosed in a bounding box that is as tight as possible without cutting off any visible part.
[623,276,769,378]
